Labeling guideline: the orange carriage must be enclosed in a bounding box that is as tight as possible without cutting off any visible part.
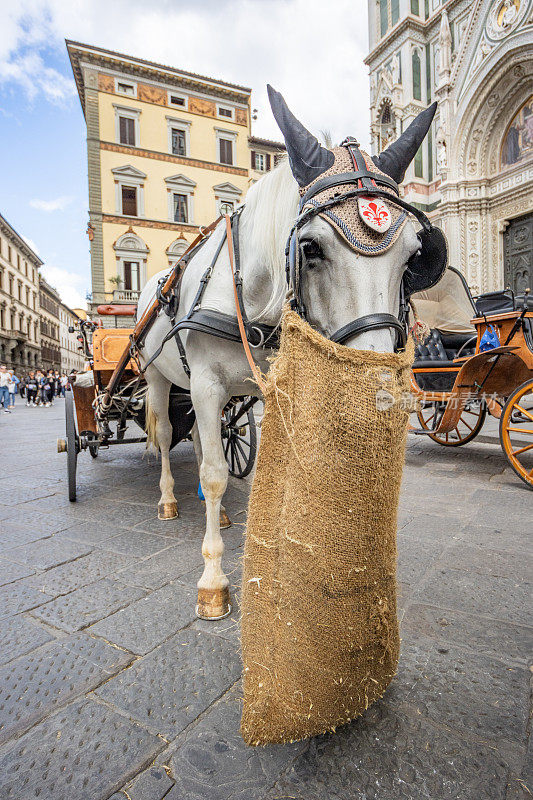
[58,304,257,501]
[410,268,533,488]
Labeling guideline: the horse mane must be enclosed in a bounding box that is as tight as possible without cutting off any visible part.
[241,157,299,321]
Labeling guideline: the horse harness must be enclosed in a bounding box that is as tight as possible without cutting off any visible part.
[285,139,448,349]
[142,139,448,382]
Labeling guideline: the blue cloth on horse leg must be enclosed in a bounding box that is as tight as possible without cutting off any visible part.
[197,481,205,501]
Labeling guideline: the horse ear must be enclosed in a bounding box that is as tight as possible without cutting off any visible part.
[267,84,334,187]
[372,102,437,184]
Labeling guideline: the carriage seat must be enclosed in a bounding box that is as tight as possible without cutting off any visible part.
[414,329,475,368]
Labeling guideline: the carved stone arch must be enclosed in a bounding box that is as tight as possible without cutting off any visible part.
[166,236,189,265]
[453,42,533,180]
[113,231,149,256]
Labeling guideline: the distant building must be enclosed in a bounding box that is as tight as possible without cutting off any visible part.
[366,0,532,293]
[59,303,85,373]
[39,277,61,371]
[66,40,254,322]
[249,136,285,183]
[0,212,42,371]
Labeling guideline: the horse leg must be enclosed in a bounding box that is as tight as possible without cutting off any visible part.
[191,378,231,619]
[192,421,232,530]
[146,369,178,520]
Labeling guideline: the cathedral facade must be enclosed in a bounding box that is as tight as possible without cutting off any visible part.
[366,0,532,293]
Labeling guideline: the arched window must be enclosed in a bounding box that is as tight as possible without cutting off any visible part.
[500,96,533,168]
[379,101,396,151]
[112,231,149,298]
[412,49,422,101]
[166,237,190,268]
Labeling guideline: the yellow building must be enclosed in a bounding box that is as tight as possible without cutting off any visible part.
[66,41,253,319]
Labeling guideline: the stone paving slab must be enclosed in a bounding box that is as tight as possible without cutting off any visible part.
[0,525,52,552]
[261,701,514,800]
[115,542,204,590]
[401,603,533,666]
[99,530,177,558]
[0,560,36,586]
[461,521,531,554]
[387,636,529,744]
[0,580,52,619]
[120,766,175,800]
[0,634,133,744]
[2,536,92,570]
[95,628,241,740]
[166,684,307,800]
[437,541,532,583]
[0,615,54,666]
[414,567,532,626]
[30,578,146,632]
[0,699,165,800]
[58,519,137,545]
[88,581,197,654]
[25,549,138,596]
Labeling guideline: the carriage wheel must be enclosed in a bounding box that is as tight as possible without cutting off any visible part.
[222,397,257,478]
[499,379,533,489]
[417,400,486,446]
[65,390,79,501]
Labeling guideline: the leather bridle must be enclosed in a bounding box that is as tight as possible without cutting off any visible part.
[284,139,443,351]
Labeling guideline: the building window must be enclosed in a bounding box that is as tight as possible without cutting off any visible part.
[168,92,187,109]
[121,186,138,216]
[165,173,196,224]
[119,116,136,146]
[414,145,423,178]
[26,287,29,306]
[171,128,186,156]
[391,0,399,25]
[114,105,141,147]
[17,254,20,270]
[113,232,148,296]
[380,0,388,36]
[9,275,13,295]
[115,79,136,97]
[219,138,233,165]
[123,261,141,291]
[213,182,241,216]
[112,165,146,217]
[217,105,234,120]
[411,0,419,13]
[8,245,12,263]
[412,49,422,101]
[172,193,188,223]
[252,151,271,172]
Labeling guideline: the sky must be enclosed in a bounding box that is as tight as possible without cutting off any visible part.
[0,0,371,309]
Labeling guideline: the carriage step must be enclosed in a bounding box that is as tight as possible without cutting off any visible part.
[408,427,434,435]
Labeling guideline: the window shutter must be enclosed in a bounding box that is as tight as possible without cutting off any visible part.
[251,150,256,169]
[266,154,271,171]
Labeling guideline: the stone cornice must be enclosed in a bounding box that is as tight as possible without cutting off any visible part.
[0,213,43,267]
[100,141,249,177]
[102,215,199,233]
[66,40,251,115]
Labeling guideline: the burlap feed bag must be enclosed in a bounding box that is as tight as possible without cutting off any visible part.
[241,309,414,746]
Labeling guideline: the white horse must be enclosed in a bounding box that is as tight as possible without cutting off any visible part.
[137,87,436,619]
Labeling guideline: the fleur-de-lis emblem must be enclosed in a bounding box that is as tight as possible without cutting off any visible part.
[357,196,392,233]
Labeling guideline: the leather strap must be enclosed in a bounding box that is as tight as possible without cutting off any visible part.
[330,313,407,347]
[102,217,222,405]
[225,214,267,392]
[299,169,399,208]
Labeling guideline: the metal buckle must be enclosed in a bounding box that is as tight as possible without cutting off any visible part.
[249,327,265,349]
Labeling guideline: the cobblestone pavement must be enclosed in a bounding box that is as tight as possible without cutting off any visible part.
[0,399,531,800]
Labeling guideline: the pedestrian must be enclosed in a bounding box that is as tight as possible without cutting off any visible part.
[41,370,55,407]
[25,371,39,406]
[19,376,26,399]
[7,371,19,408]
[60,373,68,397]
[53,370,61,397]
[0,364,11,413]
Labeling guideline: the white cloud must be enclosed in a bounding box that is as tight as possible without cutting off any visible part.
[30,195,73,213]
[40,264,88,310]
[0,0,371,145]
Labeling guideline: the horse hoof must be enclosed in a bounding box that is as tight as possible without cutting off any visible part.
[158,501,179,520]
[219,508,232,528]
[196,587,232,620]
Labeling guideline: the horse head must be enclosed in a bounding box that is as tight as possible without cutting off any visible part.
[268,85,439,352]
